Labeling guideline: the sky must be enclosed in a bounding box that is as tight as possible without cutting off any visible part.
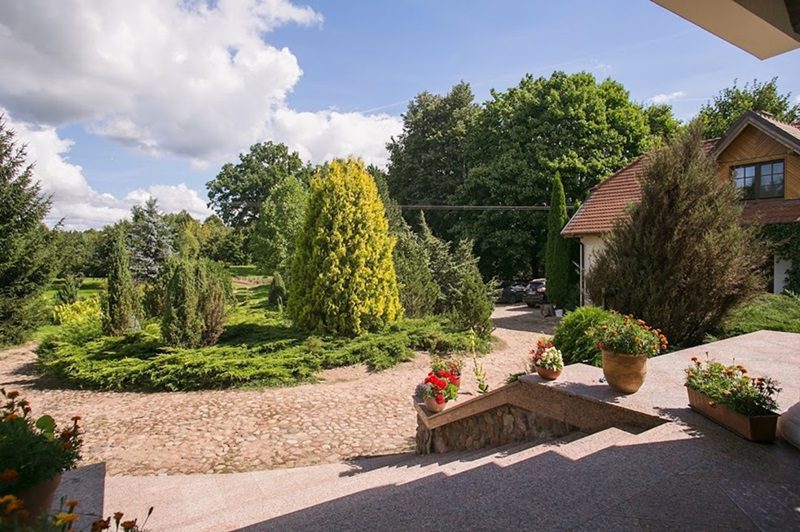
[0,0,798,229]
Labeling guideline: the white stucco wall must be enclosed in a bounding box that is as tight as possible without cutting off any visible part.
[774,257,791,294]
[579,235,605,305]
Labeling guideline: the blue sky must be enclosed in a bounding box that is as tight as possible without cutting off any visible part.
[1,1,798,228]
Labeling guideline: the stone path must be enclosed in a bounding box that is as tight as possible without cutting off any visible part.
[0,305,557,476]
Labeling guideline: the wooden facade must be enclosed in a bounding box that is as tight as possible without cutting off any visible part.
[716,124,800,199]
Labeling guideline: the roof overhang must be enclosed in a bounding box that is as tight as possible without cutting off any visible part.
[652,0,800,59]
[713,110,800,158]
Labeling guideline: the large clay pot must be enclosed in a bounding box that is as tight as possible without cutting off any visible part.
[424,396,445,413]
[602,350,647,394]
[778,402,800,450]
[17,473,62,525]
[536,366,562,380]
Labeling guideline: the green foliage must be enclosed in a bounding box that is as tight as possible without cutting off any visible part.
[250,175,308,278]
[393,229,440,318]
[200,215,245,263]
[289,158,402,336]
[588,313,667,358]
[698,77,799,138]
[545,174,574,308]
[685,358,780,416]
[103,227,136,336]
[715,293,800,338]
[761,223,800,293]
[387,82,480,238]
[586,123,767,347]
[52,296,101,326]
[0,117,57,346]
[268,271,287,308]
[128,197,174,282]
[161,258,203,348]
[457,71,664,278]
[55,274,82,305]
[0,389,81,495]
[198,259,230,346]
[553,306,616,365]
[206,141,309,228]
[450,263,494,338]
[37,282,483,390]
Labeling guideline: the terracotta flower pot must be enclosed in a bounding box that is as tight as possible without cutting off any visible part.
[687,387,778,442]
[424,396,445,413]
[602,350,647,394]
[17,473,62,525]
[536,366,562,380]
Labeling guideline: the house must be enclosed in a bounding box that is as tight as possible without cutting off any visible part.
[561,110,800,305]
[652,0,800,59]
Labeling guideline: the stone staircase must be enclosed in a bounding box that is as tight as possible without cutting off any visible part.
[102,423,686,531]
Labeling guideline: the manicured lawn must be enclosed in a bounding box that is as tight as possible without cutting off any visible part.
[36,280,485,391]
[715,293,800,338]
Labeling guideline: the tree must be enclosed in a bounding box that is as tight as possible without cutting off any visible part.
[393,229,440,318]
[698,78,799,138]
[250,175,308,278]
[103,227,136,336]
[386,82,480,237]
[128,198,174,283]
[161,258,202,347]
[585,123,766,347]
[456,71,663,278]
[268,271,287,308]
[0,117,57,345]
[206,142,308,228]
[289,159,402,336]
[545,174,573,308]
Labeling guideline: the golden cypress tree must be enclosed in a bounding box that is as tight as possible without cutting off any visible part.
[289,158,401,335]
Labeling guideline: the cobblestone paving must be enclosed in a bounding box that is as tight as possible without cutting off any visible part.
[0,305,557,476]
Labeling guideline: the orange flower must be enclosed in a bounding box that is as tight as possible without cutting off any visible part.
[113,511,124,524]
[6,391,19,400]
[121,519,137,531]
[66,499,79,510]
[0,469,17,484]
[91,517,111,531]
[71,415,82,422]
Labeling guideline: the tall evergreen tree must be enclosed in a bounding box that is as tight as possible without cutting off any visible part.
[250,175,308,279]
[586,123,766,346]
[161,258,202,347]
[128,197,174,282]
[289,159,401,336]
[103,227,136,335]
[545,173,573,308]
[0,117,57,345]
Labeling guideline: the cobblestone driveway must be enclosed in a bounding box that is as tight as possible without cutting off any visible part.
[0,305,556,475]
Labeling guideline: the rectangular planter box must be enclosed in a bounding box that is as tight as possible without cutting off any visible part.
[686,387,778,442]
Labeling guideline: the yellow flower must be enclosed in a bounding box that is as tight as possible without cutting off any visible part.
[54,513,80,525]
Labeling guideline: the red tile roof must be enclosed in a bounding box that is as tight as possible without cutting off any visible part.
[742,198,800,224]
[561,139,718,237]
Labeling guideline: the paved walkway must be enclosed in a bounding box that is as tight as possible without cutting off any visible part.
[0,305,557,476]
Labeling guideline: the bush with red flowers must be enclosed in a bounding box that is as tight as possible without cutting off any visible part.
[0,389,82,497]
[422,370,459,405]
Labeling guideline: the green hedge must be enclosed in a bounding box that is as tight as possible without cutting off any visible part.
[552,306,618,365]
[715,293,800,338]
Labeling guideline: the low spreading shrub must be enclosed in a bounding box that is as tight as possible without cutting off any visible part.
[715,293,800,338]
[552,306,617,365]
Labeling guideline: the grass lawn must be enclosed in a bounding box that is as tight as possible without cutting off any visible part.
[715,293,800,338]
[36,277,486,391]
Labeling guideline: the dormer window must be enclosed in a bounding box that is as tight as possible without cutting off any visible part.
[733,160,784,199]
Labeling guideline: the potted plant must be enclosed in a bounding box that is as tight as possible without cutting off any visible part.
[685,357,781,442]
[588,314,667,394]
[533,345,564,380]
[0,389,82,524]
[430,356,463,389]
[420,371,459,413]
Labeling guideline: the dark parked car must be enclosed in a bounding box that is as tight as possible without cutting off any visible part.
[523,278,547,307]
[496,280,529,304]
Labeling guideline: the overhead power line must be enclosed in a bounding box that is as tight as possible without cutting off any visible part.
[398,204,575,211]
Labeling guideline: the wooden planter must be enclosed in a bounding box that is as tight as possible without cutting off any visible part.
[686,387,779,442]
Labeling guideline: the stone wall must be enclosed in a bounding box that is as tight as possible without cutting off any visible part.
[416,404,578,454]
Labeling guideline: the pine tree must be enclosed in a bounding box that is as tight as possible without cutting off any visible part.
[545,173,573,308]
[0,117,57,345]
[586,122,766,346]
[103,227,136,335]
[128,197,174,282]
[289,159,401,336]
[161,258,202,347]
[250,175,308,279]
[198,259,228,346]
[268,271,287,308]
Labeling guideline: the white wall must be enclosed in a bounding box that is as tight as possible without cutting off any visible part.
[774,257,791,294]
[579,235,605,305]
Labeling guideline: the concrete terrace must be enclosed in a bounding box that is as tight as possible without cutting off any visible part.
[59,331,800,530]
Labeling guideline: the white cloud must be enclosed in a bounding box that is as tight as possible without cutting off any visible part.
[795,94,800,104]
[0,0,400,168]
[649,91,687,105]
[3,110,212,230]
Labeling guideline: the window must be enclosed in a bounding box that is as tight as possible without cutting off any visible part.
[732,160,784,199]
